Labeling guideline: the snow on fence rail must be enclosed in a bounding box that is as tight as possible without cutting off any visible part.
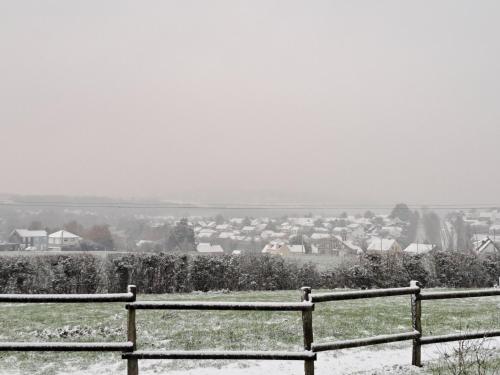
[0,282,499,374]
[0,292,136,303]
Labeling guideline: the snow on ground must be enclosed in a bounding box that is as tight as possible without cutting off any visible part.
[2,339,496,375]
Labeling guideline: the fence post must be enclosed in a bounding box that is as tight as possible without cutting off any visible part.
[410,280,422,367]
[301,287,314,375]
[127,285,138,375]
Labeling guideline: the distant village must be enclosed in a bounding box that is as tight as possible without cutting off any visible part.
[1,204,499,258]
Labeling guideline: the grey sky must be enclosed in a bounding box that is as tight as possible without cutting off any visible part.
[1,1,499,204]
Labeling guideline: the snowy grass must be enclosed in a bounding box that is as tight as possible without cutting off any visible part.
[0,289,498,374]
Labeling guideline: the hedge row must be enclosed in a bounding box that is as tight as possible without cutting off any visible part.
[0,251,498,294]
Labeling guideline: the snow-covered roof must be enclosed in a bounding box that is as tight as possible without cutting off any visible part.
[347,223,361,229]
[211,245,224,253]
[196,243,224,253]
[48,230,81,239]
[311,233,331,240]
[475,237,500,254]
[199,228,216,234]
[12,229,47,238]
[404,243,435,255]
[367,238,398,252]
[333,227,350,233]
[262,241,288,254]
[196,243,211,252]
[343,240,363,253]
[289,245,306,254]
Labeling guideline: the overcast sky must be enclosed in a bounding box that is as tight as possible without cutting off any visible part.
[1,1,499,205]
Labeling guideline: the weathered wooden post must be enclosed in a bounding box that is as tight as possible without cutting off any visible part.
[127,285,138,375]
[410,280,422,367]
[301,287,314,375]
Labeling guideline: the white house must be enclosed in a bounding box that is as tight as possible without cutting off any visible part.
[347,223,365,239]
[262,241,290,256]
[474,237,500,255]
[48,230,82,250]
[367,238,402,253]
[9,229,48,250]
[289,244,306,254]
[404,243,436,255]
[196,243,224,254]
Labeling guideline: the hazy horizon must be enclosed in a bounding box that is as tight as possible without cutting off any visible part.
[2,1,500,205]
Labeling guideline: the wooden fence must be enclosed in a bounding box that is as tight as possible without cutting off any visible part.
[0,281,499,375]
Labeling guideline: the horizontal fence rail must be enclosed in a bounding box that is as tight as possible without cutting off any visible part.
[310,286,419,302]
[312,331,420,352]
[122,350,316,361]
[127,301,313,311]
[0,292,135,303]
[0,342,133,352]
[419,289,500,300]
[420,330,500,345]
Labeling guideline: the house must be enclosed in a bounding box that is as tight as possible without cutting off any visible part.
[332,227,350,241]
[9,229,48,250]
[310,233,330,241]
[380,226,403,238]
[196,243,224,254]
[342,240,363,255]
[310,234,359,257]
[367,238,402,253]
[311,234,336,254]
[347,223,365,239]
[242,226,256,234]
[197,228,216,239]
[262,241,290,256]
[474,237,500,256]
[489,225,500,237]
[48,230,82,250]
[404,243,436,255]
[289,244,306,254]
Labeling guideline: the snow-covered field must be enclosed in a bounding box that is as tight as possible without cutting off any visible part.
[0,289,498,374]
[1,340,499,375]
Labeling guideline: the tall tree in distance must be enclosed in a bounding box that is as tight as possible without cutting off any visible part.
[399,210,420,248]
[422,211,442,248]
[85,225,114,250]
[166,218,195,252]
[390,203,412,222]
[214,214,225,225]
[448,212,472,251]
